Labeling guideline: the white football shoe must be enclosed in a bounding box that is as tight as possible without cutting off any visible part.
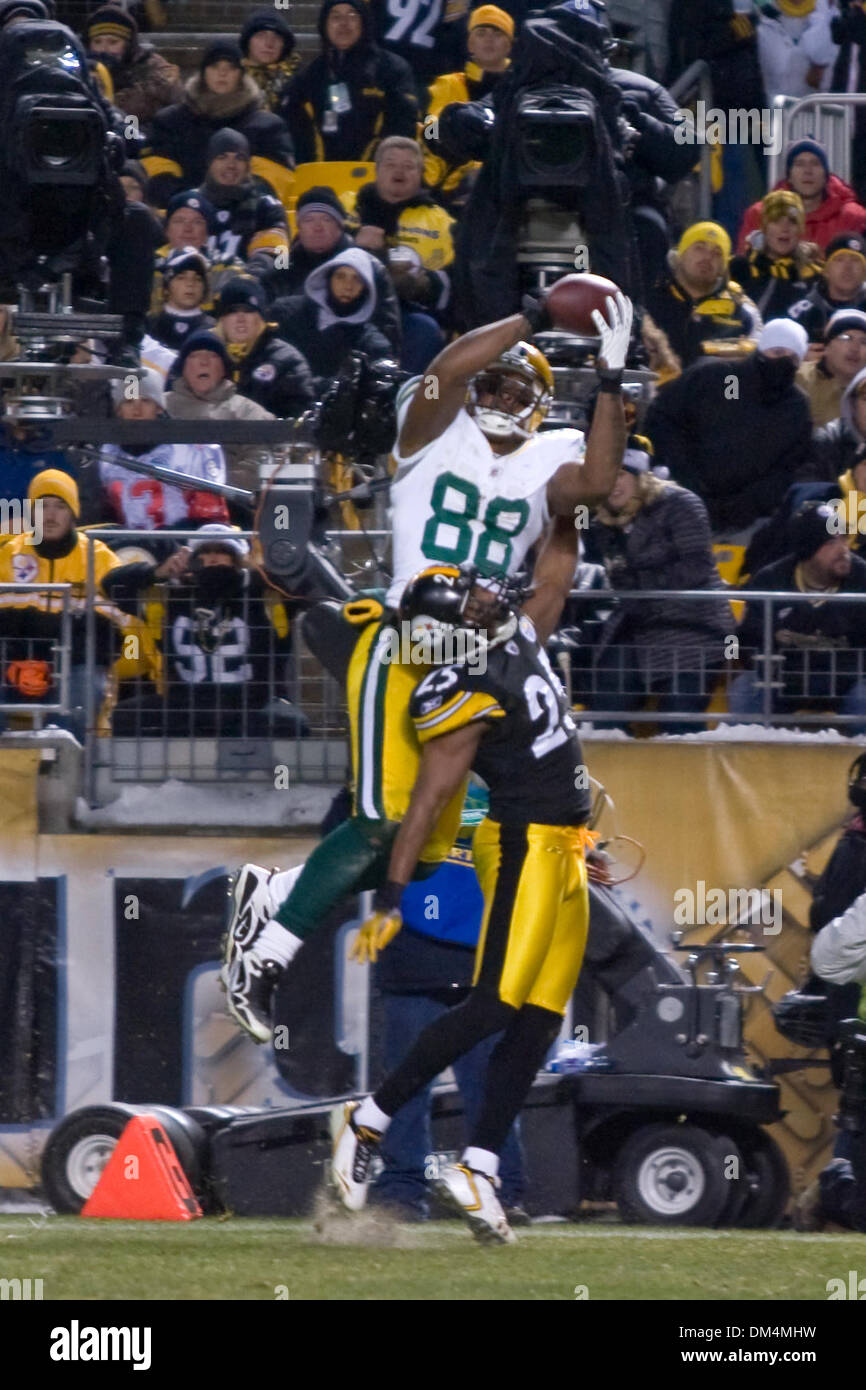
[222,864,279,974]
[330,1101,382,1211]
[433,1163,516,1245]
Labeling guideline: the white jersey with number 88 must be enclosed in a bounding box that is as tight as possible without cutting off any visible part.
[387,384,586,609]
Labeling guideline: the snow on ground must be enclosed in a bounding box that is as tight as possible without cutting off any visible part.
[75,779,337,829]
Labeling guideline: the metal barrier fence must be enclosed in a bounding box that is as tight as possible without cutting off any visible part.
[8,555,866,801]
[0,583,74,728]
[766,92,866,191]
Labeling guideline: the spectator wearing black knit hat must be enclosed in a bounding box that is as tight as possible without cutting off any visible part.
[146,246,214,352]
[214,277,314,419]
[788,233,866,343]
[165,330,276,492]
[264,185,401,353]
[196,127,287,267]
[280,0,417,164]
[239,8,299,112]
[85,4,182,128]
[144,37,294,208]
[730,499,866,731]
[152,190,244,314]
[797,309,866,428]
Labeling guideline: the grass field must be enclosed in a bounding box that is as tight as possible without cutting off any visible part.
[2,1215,866,1300]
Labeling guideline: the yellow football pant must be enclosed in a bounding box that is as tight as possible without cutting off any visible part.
[471,818,590,1016]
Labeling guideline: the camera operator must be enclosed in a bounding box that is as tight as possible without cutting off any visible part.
[800,889,866,1231]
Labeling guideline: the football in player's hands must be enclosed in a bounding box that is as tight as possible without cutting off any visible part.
[546,273,620,336]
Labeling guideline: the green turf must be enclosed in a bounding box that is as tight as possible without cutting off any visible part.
[2,1217,866,1300]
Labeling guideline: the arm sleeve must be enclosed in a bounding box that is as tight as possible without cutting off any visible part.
[812,888,866,984]
[381,55,420,139]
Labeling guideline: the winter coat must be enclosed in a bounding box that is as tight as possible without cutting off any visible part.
[743,477,866,576]
[738,552,866,697]
[165,375,276,492]
[217,324,315,419]
[197,182,287,266]
[811,816,866,932]
[729,246,823,320]
[275,246,392,387]
[666,0,766,111]
[424,62,506,196]
[146,306,215,353]
[737,173,866,255]
[795,356,847,428]
[806,363,866,481]
[757,0,838,102]
[345,181,454,314]
[0,527,141,667]
[105,45,183,127]
[787,280,866,343]
[645,354,812,532]
[145,74,294,208]
[812,885,866,984]
[585,478,731,674]
[644,269,762,369]
[257,228,402,353]
[280,0,418,164]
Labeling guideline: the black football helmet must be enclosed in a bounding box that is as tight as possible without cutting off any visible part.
[398,562,526,662]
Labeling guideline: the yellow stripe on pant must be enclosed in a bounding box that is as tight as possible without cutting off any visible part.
[471,818,590,1015]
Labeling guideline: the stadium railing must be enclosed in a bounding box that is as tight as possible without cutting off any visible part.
[765,92,866,191]
[0,582,74,724]
[14,551,865,806]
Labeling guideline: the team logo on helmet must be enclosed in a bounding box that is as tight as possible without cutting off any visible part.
[466,341,554,441]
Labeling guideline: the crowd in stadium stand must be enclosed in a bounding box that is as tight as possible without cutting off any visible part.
[7,0,866,736]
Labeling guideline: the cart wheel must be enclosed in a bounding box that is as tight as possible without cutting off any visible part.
[734,1130,790,1228]
[41,1104,205,1214]
[613,1123,733,1226]
[715,1135,749,1227]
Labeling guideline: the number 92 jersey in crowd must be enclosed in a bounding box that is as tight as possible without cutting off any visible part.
[409,614,592,827]
[386,379,586,609]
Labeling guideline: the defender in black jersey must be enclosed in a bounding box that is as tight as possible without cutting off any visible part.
[332,530,593,1241]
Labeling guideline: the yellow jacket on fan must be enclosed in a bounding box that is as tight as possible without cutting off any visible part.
[343,189,455,272]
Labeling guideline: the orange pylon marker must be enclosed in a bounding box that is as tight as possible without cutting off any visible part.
[81,1115,202,1220]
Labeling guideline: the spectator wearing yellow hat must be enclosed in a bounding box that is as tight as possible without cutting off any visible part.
[0,470,141,740]
[729,189,823,320]
[644,219,762,370]
[422,5,513,206]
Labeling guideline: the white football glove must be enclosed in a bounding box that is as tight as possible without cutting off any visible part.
[591,290,633,374]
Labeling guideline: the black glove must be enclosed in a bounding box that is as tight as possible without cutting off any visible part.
[521,291,553,334]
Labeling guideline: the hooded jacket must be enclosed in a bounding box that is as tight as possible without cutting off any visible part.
[738,173,866,255]
[275,246,392,386]
[261,226,402,351]
[240,9,300,112]
[280,0,418,164]
[787,278,866,343]
[145,73,294,208]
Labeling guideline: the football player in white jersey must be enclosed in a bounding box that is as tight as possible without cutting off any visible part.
[220,289,632,1043]
[386,289,632,607]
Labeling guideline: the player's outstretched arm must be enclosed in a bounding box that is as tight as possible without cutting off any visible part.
[522,515,579,645]
[397,309,541,458]
[385,722,485,891]
[546,292,632,516]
